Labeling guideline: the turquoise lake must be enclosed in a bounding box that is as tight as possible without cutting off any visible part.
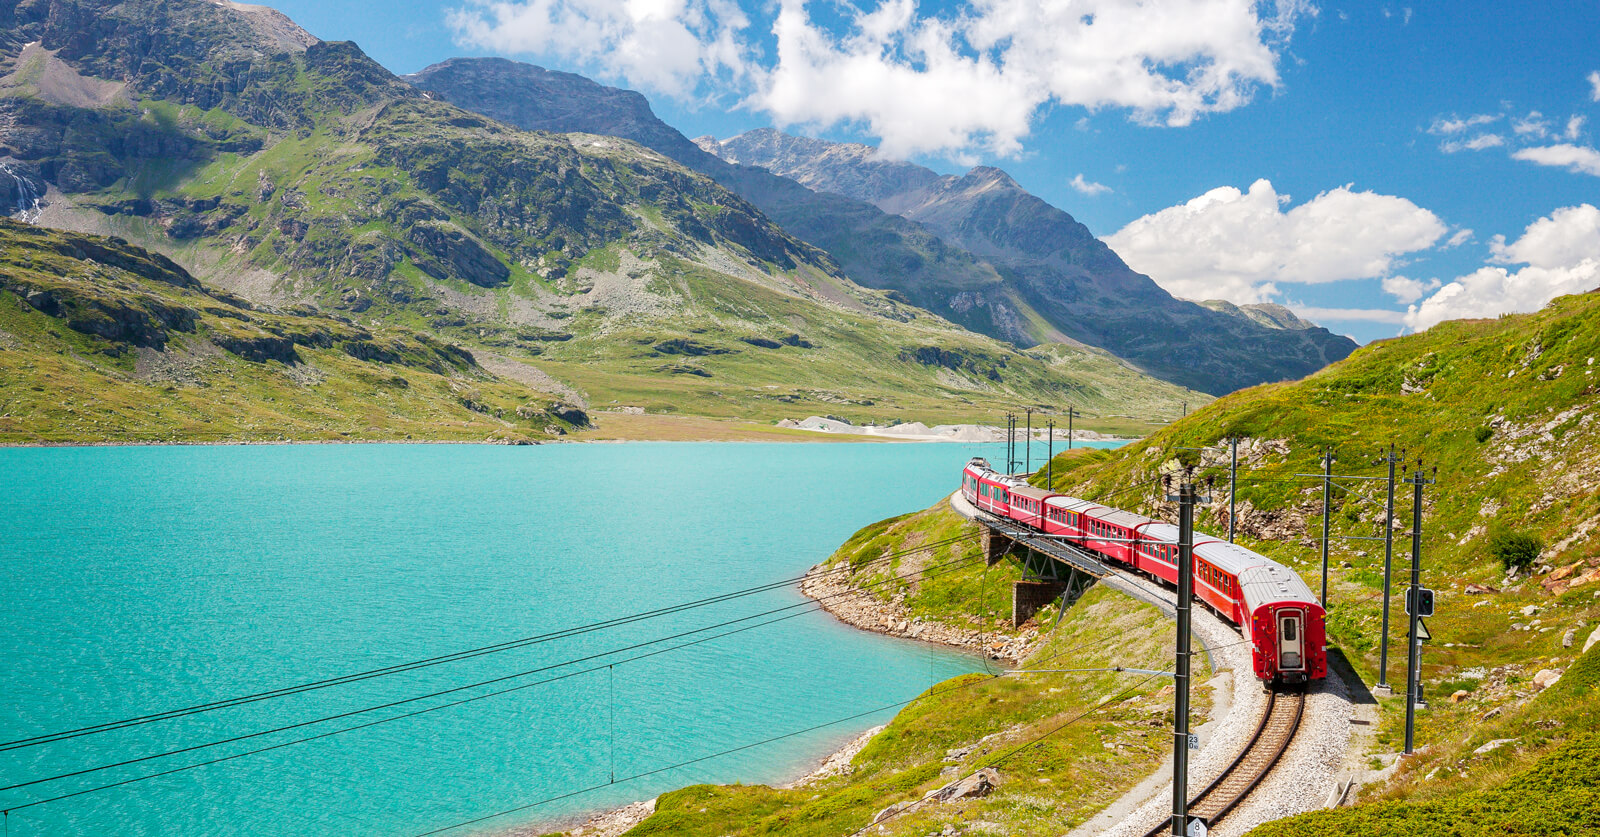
[0,440,1120,836]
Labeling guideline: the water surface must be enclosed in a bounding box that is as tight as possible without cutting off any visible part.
[0,440,1120,836]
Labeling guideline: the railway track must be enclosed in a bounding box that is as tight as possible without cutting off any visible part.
[1141,688,1305,837]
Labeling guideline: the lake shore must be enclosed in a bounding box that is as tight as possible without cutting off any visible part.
[0,411,1134,448]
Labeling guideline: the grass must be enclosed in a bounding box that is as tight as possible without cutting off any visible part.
[609,504,1211,837]
[0,220,569,444]
[1006,290,1600,833]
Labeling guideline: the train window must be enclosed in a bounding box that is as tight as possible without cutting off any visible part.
[1283,620,1297,641]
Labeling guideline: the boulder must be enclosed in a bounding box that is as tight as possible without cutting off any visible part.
[926,767,1002,803]
[1532,669,1563,691]
[1449,690,1470,704]
[1584,625,1600,655]
[1464,583,1500,595]
[1473,738,1516,756]
[870,801,914,825]
[546,402,590,427]
[1521,604,1542,617]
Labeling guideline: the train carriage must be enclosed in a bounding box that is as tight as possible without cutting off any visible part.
[1041,496,1105,541]
[961,457,1325,685]
[1006,484,1055,530]
[1082,508,1153,565]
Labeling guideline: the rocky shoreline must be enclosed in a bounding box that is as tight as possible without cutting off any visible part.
[799,557,1042,666]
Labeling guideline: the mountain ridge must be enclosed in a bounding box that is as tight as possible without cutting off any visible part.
[411,59,1356,395]
[0,1,1203,430]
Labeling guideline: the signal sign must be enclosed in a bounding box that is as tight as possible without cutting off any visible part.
[1405,587,1435,617]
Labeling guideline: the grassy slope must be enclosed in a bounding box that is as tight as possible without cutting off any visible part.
[615,504,1210,837]
[1,17,1205,433]
[0,220,573,443]
[1019,292,1600,832]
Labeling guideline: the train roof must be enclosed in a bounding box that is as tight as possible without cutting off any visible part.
[1044,496,1103,512]
[1192,540,1272,576]
[1239,562,1320,610]
[1009,485,1054,501]
[1095,509,1154,529]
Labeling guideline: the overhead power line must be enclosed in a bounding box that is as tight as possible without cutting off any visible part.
[2,552,987,811]
[1,532,979,755]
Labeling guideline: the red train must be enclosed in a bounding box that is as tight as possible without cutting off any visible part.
[962,458,1326,684]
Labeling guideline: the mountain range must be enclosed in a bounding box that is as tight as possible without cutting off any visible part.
[409,57,1356,395]
[0,0,1207,436]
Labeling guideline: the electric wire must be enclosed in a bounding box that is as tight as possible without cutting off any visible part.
[0,532,979,755]
[1,553,988,810]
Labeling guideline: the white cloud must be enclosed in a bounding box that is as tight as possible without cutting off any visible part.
[1429,113,1498,134]
[1291,306,1408,325]
[1567,115,1586,141]
[1105,179,1449,304]
[1511,143,1600,177]
[1404,204,1600,331]
[1590,70,1600,102]
[455,0,1315,158]
[1439,133,1504,153]
[448,0,752,96]
[1069,174,1111,196]
[1444,228,1473,248]
[1512,110,1550,137]
[1380,275,1440,304]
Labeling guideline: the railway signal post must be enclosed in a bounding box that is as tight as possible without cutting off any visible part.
[1403,463,1436,755]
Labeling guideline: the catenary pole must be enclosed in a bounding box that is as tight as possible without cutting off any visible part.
[1025,408,1033,474]
[1378,444,1399,692]
[1046,420,1055,487]
[1228,437,1238,543]
[1320,448,1333,608]
[1170,480,1196,836]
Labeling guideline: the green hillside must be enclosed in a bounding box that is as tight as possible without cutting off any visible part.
[0,0,1204,431]
[1025,290,1600,831]
[0,220,580,443]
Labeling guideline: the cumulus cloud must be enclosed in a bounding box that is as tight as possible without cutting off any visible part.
[1104,179,1448,304]
[1380,275,1440,304]
[1511,143,1600,177]
[454,0,1313,158]
[1439,133,1504,153]
[1590,70,1600,102]
[1069,174,1112,196]
[1404,204,1600,331]
[448,0,752,96]
[1567,115,1586,140]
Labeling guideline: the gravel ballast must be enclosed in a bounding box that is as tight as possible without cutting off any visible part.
[948,492,1355,836]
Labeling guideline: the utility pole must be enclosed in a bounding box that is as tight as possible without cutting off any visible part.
[1320,448,1334,609]
[1005,413,1014,473]
[1167,478,1202,837]
[1377,444,1401,693]
[1404,463,1435,755]
[1066,406,1080,451]
[1046,420,1055,487]
[1228,437,1239,544]
[1025,407,1034,474]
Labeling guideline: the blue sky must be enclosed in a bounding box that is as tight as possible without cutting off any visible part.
[260,0,1600,343]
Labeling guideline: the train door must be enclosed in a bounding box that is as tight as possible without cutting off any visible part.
[1277,610,1304,671]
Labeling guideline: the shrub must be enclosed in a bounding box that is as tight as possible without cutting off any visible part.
[1489,529,1544,571]
[1475,426,1493,443]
